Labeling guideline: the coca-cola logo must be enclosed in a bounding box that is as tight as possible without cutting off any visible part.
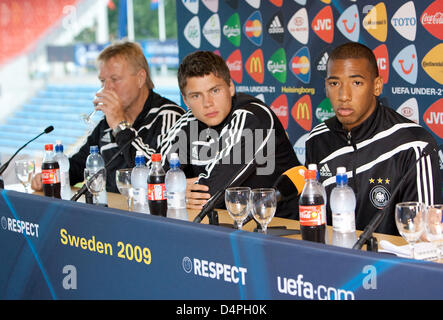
[421,1,443,40]
[272,106,288,117]
[421,12,443,25]
[226,60,242,71]
[270,94,289,129]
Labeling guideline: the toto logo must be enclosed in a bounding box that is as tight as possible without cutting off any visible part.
[182,256,193,273]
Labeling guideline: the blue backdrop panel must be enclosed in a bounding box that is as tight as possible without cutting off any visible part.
[176,0,443,197]
[1,190,443,300]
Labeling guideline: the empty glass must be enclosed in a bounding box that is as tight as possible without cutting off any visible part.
[116,168,133,211]
[84,168,106,205]
[250,188,277,234]
[425,204,443,261]
[80,87,103,125]
[225,187,251,230]
[14,159,35,193]
[395,202,425,259]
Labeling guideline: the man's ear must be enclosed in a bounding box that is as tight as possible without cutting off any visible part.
[229,79,235,97]
[137,69,147,88]
[374,76,383,97]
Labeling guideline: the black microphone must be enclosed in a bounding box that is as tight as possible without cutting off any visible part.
[193,161,257,223]
[70,131,140,201]
[274,165,306,202]
[0,125,54,177]
[241,165,306,232]
[353,144,438,250]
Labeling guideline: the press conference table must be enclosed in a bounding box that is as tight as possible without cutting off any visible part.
[3,185,443,300]
[104,189,408,248]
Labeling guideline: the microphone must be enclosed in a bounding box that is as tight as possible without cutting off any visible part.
[193,161,257,223]
[0,125,54,176]
[274,165,306,202]
[241,165,306,231]
[70,131,140,201]
[353,144,438,250]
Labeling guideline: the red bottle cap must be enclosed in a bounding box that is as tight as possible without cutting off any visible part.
[151,153,161,162]
[45,144,53,151]
[304,169,317,180]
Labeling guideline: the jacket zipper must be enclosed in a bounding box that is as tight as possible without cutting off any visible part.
[347,131,358,194]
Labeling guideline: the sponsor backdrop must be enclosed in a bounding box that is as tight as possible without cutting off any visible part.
[176,0,443,196]
[1,190,443,300]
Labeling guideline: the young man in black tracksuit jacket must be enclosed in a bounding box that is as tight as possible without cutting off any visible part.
[159,51,301,219]
[305,42,441,235]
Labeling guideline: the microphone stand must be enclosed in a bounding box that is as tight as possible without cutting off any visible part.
[0,126,54,188]
[352,146,437,251]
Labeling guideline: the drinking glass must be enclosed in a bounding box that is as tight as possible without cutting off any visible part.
[80,87,103,125]
[250,188,277,234]
[425,204,443,261]
[14,159,35,193]
[225,187,251,230]
[395,202,425,259]
[84,168,106,205]
[116,168,133,211]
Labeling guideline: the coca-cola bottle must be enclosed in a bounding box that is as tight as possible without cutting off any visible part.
[147,153,167,216]
[41,144,61,199]
[299,169,326,243]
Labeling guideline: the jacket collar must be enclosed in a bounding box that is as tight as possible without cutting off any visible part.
[326,99,382,142]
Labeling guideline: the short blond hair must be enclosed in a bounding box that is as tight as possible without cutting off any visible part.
[97,41,154,89]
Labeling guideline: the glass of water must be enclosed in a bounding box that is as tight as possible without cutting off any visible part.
[116,168,133,211]
[395,202,425,259]
[425,204,443,261]
[250,188,277,234]
[80,87,103,125]
[225,187,251,230]
[14,159,35,193]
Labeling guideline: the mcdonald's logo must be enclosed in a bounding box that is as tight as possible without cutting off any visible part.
[291,95,312,131]
[246,49,265,84]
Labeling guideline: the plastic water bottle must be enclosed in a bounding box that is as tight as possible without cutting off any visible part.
[148,153,167,216]
[42,144,61,198]
[330,167,357,248]
[299,169,326,243]
[131,151,150,214]
[54,140,71,200]
[85,145,108,206]
[308,163,327,207]
[165,153,188,221]
[308,163,328,242]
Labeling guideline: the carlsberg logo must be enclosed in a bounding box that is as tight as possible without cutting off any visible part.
[268,48,287,83]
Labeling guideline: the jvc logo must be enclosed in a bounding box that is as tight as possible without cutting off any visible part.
[313,19,332,31]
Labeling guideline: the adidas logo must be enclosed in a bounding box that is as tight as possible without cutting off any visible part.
[317,52,328,71]
[319,163,332,177]
[268,15,284,34]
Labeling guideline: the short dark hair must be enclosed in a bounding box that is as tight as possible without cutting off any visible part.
[177,51,231,94]
[328,42,379,77]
